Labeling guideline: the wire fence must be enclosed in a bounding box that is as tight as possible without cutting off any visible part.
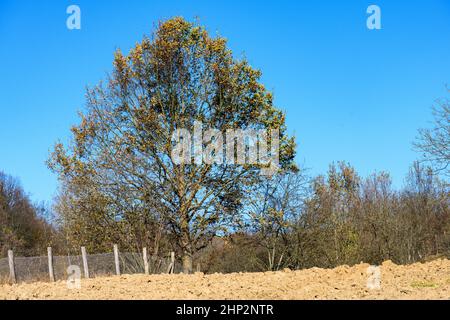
[0,248,179,285]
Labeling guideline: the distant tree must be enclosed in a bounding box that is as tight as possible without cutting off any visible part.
[293,161,450,268]
[399,162,450,262]
[357,170,399,264]
[48,17,296,273]
[415,90,450,177]
[0,171,56,256]
[299,162,361,267]
[246,172,308,271]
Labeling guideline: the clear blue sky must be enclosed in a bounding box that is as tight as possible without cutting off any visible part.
[0,0,449,204]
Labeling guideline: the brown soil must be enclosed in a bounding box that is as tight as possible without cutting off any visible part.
[1,259,449,300]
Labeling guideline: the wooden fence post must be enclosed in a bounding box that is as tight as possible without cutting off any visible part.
[8,250,16,284]
[166,252,174,274]
[167,252,175,274]
[81,247,89,279]
[113,244,120,276]
[47,247,55,282]
[143,247,149,275]
[171,252,175,274]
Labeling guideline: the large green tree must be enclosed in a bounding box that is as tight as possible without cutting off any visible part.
[49,17,296,273]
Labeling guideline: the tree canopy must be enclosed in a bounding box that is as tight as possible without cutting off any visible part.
[48,17,296,273]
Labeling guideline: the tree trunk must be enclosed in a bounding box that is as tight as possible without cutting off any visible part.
[182,254,193,274]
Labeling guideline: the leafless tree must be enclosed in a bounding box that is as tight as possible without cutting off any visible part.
[415,89,450,177]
